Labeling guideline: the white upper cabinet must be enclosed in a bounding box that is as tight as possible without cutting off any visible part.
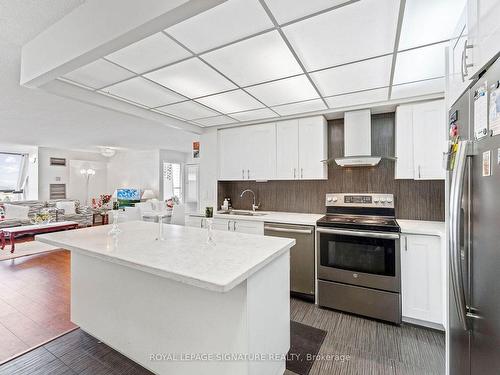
[466,0,500,79]
[447,8,471,108]
[247,123,277,180]
[276,119,300,179]
[297,116,328,180]
[218,123,276,181]
[276,116,327,180]
[395,100,446,180]
[219,115,327,181]
[395,105,415,179]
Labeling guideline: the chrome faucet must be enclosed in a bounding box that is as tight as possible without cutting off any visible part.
[240,189,259,211]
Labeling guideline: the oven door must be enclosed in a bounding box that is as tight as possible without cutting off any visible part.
[317,227,400,292]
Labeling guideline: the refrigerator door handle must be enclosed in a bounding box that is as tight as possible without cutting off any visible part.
[449,140,471,331]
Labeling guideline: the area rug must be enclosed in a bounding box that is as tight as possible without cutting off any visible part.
[0,240,60,261]
[286,321,327,375]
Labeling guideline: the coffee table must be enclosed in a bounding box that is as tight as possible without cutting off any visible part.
[0,221,79,253]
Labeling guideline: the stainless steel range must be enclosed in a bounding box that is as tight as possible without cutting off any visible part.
[316,193,401,324]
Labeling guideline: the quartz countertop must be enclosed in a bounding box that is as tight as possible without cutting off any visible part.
[36,221,295,293]
[397,219,446,237]
[190,211,323,226]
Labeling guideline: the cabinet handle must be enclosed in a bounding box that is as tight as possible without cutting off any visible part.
[233,221,237,231]
[293,168,296,179]
[242,169,244,179]
[247,169,250,179]
[405,236,408,251]
[418,165,421,179]
[301,168,303,179]
[201,218,204,228]
[227,221,231,231]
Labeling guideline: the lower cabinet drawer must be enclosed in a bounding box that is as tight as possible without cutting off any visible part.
[318,280,401,324]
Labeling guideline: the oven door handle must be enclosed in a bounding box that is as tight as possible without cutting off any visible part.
[316,227,400,240]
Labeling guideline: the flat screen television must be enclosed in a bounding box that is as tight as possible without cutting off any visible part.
[116,188,141,208]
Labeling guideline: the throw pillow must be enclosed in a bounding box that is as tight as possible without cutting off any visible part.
[4,204,30,220]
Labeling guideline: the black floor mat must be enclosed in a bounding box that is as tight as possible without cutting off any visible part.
[286,320,327,375]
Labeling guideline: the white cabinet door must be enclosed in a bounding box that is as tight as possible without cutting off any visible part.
[298,116,327,180]
[232,219,264,235]
[246,123,276,180]
[276,120,299,179]
[401,234,443,326]
[218,127,247,181]
[412,100,446,180]
[467,0,500,78]
[186,216,205,228]
[395,105,415,179]
[447,8,472,108]
[212,218,231,231]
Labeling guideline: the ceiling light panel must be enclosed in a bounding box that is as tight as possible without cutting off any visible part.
[157,101,219,120]
[399,0,467,50]
[101,77,186,108]
[194,115,237,126]
[264,0,352,24]
[202,30,303,86]
[283,0,400,71]
[311,55,392,97]
[167,0,273,53]
[196,90,264,113]
[62,59,134,89]
[246,75,319,107]
[106,33,191,74]
[326,88,389,109]
[230,108,277,121]
[272,99,327,116]
[144,58,236,98]
[391,78,445,100]
[393,42,446,85]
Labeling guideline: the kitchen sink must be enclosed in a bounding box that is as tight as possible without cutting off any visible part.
[218,210,267,217]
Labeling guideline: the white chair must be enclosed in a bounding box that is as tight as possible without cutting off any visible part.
[170,205,185,226]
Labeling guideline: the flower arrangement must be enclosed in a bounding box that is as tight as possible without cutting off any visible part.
[92,194,112,210]
[32,211,51,224]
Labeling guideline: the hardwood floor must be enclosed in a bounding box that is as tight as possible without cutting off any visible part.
[286,298,445,375]
[0,250,76,364]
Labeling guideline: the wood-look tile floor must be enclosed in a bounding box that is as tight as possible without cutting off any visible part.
[285,298,445,375]
[0,250,76,364]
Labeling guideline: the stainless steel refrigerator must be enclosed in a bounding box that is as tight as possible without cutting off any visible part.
[449,56,500,375]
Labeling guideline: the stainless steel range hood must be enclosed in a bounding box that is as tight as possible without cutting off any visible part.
[335,109,381,167]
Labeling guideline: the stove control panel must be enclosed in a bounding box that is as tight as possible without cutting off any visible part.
[325,193,395,208]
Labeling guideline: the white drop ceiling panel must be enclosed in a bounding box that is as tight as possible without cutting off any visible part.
[283,0,400,71]
[246,75,319,107]
[393,43,446,85]
[144,58,236,98]
[106,33,191,74]
[157,101,219,120]
[311,55,392,97]
[399,0,467,50]
[62,59,135,89]
[391,78,445,100]
[194,115,237,126]
[196,90,264,113]
[230,108,277,121]
[325,88,389,109]
[102,77,186,107]
[202,30,303,86]
[272,98,326,116]
[167,0,273,53]
[264,0,352,24]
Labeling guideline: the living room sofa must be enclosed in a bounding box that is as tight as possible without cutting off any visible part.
[0,199,92,229]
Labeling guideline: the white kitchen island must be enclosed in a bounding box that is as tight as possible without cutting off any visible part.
[36,221,294,375]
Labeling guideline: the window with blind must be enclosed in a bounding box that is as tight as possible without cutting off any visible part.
[0,152,25,192]
[163,162,183,202]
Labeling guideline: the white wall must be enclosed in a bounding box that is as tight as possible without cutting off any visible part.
[68,160,108,205]
[107,149,160,198]
[198,128,218,213]
[0,144,39,200]
[38,147,108,201]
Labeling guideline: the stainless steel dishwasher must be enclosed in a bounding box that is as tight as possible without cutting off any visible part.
[264,223,315,300]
